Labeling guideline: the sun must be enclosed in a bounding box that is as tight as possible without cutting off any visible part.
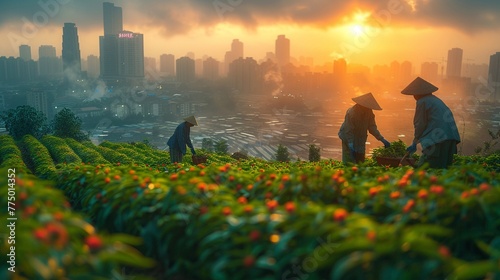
[344,11,371,37]
[350,24,365,36]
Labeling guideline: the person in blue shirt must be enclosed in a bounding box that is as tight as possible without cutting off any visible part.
[338,92,391,164]
[401,77,461,168]
[167,116,197,163]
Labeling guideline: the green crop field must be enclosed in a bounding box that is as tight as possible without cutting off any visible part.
[1,134,499,279]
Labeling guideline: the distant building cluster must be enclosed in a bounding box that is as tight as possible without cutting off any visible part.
[1,2,499,107]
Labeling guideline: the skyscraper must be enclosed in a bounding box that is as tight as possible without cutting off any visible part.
[103,2,123,35]
[231,39,244,60]
[19,45,31,61]
[117,31,144,78]
[39,45,56,58]
[228,57,262,94]
[203,57,220,80]
[160,54,175,75]
[488,52,500,100]
[100,35,119,79]
[27,91,48,118]
[222,39,244,76]
[176,56,195,83]
[446,48,463,78]
[275,35,290,67]
[99,3,144,85]
[62,23,81,73]
[39,45,61,78]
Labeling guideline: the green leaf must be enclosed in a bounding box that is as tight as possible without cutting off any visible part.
[450,261,497,280]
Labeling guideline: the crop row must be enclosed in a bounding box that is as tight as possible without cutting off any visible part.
[2,135,233,177]
[65,138,109,165]
[41,135,82,165]
[54,159,500,279]
[0,135,29,173]
[0,168,155,279]
[19,135,56,178]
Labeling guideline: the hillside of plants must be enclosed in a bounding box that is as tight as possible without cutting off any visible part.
[1,132,500,279]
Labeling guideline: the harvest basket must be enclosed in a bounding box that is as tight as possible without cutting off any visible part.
[192,155,208,165]
[375,156,416,167]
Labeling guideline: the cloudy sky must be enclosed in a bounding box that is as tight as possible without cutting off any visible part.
[0,0,499,68]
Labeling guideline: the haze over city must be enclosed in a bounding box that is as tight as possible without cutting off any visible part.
[1,0,499,66]
[1,0,499,160]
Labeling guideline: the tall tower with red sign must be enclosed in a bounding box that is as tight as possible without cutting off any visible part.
[99,2,144,86]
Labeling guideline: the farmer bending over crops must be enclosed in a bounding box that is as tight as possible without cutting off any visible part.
[167,115,197,163]
[338,92,391,164]
[401,77,461,169]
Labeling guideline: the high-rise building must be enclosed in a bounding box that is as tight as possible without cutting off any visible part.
[103,2,123,35]
[6,57,20,82]
[222,39,244,76]
[176,56,195,83]
[0,56,37,83]
[0,57,6,82]
[99,3,143,85]
[421,62,439,84]
[87,55,100,78]
[19,45,31,61]
[99,35,119,79]
[117,31,144,78]
[203,57,219,80]
[39,45,61,78]
[0,94,5,111]
[62,23,81,74]
[27,91,49,117]
[275,35,290,67]
[228,57,262,94]
[39,45,56,58]
[488,52,500,100]
[231,39,244,60]
[446,48,463,78]
[160,54,175,75]
[98,31,145,81]
[195,58,203,77]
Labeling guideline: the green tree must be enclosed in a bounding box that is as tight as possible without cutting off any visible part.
[214,139,228,154]
[52,108,88,141]
[309,144,321,162]
[1,105,48,140]
[202,138,214,152]
[275,144,290,162]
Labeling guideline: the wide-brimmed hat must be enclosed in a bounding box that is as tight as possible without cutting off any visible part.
[184,115,198,126]
[401,77,438,95]
[352,92,382,110]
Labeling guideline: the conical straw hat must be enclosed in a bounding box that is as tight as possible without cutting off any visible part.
[184,115,198,126]
[401,77,438,95]
[352,93,382,110]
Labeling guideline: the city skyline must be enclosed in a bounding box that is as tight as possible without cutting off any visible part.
[0,1,499,67]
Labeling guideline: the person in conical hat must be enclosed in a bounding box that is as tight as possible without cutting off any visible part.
[338,93,391,164]
[401,77,460,168]
[167,115,198,163]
